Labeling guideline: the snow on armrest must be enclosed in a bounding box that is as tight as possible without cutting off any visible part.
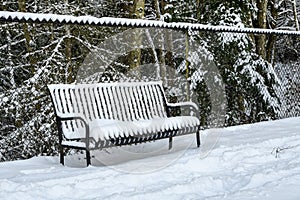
[167,101,199,111]
[57,113,86,120]
[61,141,86,148]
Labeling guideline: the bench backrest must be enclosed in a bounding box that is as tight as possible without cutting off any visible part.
[48,81,168,122]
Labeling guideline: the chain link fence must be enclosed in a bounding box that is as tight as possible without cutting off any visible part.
[0,12,300,161]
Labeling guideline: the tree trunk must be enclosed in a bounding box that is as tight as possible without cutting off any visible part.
[185,32,190,101]
[154,0,168,84]
[292,0,299,31]
[64,0,72,83]
[266,0,278,64]
[128,0,145,77]
[255,0,268,59]
[6,29,15,88]
[18,0,35,72]
[133,0,145,19]
[154,0,162,20]
[196,0,206,23]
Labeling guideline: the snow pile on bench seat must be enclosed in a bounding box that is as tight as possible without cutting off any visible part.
[89,116,199,141]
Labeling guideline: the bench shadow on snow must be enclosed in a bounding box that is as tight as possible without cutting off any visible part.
[64,135,199,169]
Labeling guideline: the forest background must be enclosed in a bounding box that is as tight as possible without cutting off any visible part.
[0,0,299,161]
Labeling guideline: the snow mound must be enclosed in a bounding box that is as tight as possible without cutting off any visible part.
[0,117,300,200]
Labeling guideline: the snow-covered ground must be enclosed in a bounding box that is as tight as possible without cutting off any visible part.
[1,117,300,200]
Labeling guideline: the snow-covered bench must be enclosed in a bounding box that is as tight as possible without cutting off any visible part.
[48,81,200,166]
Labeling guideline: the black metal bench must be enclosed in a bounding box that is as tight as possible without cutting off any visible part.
[48,81,200,166]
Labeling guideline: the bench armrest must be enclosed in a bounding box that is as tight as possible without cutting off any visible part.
[56,114,90,149]
[166,101,199,117]
[57,115,88,126]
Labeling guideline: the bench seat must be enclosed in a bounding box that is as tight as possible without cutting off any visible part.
[63,116,199,144]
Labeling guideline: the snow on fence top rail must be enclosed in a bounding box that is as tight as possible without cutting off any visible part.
[1,11,300,36]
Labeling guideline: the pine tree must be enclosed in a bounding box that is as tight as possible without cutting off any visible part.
[196,0,280,125]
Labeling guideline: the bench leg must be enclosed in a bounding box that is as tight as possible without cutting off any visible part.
[169,137,173,150]
[196,130,201,148]
[86,150,91,166]
[60,146,64,166]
